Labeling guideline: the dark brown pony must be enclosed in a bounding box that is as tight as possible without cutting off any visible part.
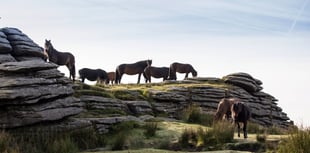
[115,59,152,84]
[106,72,116,85]
[168,62,197,80]
[231,102,251,138]
[214,98,240,121]
[44,39,76,81]
[78,68,108,84]
[144,66,169,83]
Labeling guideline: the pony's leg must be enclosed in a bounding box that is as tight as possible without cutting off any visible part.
[184,73,189,79]
[137,73,141,84]
[118,74,123,84]
[237,122,241,137]
[67,64,75,82]
[243,121,248,138]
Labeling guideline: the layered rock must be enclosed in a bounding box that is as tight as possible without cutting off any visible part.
[0,27,291,133]
[147,74,291,128]
[0,27,82,129]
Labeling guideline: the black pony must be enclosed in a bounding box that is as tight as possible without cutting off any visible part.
[44,39,76,81]
[231,102,251,138]
[144,66,169,83]
[115,59,152,84]
[169,62,197,80]
[78,68,108,84]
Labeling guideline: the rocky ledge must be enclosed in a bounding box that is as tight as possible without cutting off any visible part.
[0,27,82,129]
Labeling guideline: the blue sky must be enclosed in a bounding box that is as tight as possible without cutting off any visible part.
[1,0,310,126]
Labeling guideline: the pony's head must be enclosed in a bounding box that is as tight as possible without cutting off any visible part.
[192,69,198,77]
[44,39,53,52]
[231,102,243,119]
[146,59,152,66]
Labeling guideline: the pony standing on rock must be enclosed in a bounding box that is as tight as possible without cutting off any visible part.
[106,72,116,85]
[78,68,108,84]
[44,39,76,81]
[144,66,169,83]
[115,59,152,84]
[168,62,197,80]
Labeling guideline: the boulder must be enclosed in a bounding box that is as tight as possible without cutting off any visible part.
[1,27,45,59]
[223,72,263,93]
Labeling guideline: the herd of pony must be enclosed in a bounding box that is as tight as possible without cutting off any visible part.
[44,39,198,84]
[44,39,251,139]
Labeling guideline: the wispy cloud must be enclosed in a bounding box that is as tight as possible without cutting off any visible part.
[289,0,309,33]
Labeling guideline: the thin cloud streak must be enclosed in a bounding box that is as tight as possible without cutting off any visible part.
[289,0,309,33]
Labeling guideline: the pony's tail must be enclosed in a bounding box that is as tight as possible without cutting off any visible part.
[72,64,76,81]
[115,68,119,84]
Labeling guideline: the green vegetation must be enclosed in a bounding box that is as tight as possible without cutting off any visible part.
[0,127,105,153]
[143,122,159,138]
[182,104,214,126]
[277,127,310,153]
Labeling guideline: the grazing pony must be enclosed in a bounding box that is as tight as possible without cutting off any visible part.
[44,39,76,81]
[144,66,169,83]
[106,72,116,85]
[168,62,197,80]
[78,68,108,84]
[214,98,240,121]
[115,59,152,84]
[231,102,251,138]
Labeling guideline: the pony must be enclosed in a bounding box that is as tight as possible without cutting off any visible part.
[231,102,251,138]
[214,98,240,121]
[115,59,152,84]
[78,68,108,84]
[168,62,197,80]
[106,72,116,85]
[44,39,76,81]
[144,66,169,83]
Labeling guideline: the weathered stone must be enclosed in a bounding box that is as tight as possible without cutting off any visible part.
[124,100,153,115]
[0,84,75,105]
[1,27,23,35]
[223,72,263,93]
[12,44,45,58]
[0,36,12,54]
[1,27,45,58]
[80,95,128,112]
[149,90,187,102]
[0,54,16,64]
[0,97,83,128]
[14,56,45,62]
[0,60,58,73]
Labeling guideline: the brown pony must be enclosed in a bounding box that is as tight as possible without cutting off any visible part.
[144,66,169,83]
[115,59,152,84]
[106,72,116,85]
[214,98,240,121]
[44,39,76,81]
[231,102,251,138]
[168,62,197,80]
